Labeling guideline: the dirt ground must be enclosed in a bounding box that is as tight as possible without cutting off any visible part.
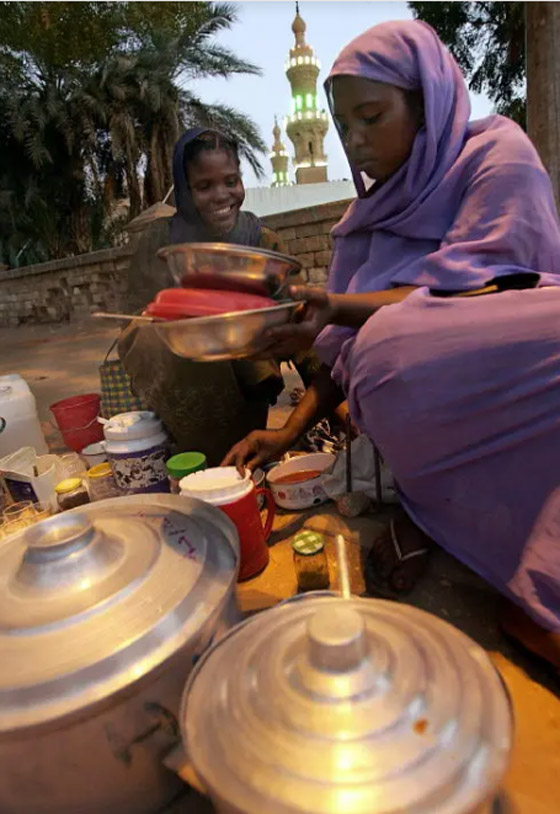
[0,318,558,813]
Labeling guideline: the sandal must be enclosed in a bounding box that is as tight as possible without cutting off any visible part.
[364,515,431,597]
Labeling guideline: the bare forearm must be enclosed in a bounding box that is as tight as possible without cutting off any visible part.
[284,365,344,442]
[329,286,417,329]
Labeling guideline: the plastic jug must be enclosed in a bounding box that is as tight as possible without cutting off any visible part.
[0,375,48,458]
[180,467,274,580]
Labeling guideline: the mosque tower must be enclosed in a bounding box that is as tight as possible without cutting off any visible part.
[270,117,289,187]
[284,2,329,184]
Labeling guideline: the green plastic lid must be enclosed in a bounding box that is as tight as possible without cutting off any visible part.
[166,452,207,480]
[292,530,325,556]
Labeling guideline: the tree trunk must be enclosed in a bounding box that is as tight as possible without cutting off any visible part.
[125,142,142,218]
[526,2,560,210]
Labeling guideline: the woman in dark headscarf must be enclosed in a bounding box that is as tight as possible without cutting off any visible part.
[119,128,320,466]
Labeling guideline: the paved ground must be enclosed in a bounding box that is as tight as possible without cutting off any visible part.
[0,319,298,449]
[1,319,558,813]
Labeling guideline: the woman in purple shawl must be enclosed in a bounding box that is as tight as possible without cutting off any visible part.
[224,20,560,669]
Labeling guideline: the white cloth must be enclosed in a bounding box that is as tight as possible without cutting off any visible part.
[322,435,399,503]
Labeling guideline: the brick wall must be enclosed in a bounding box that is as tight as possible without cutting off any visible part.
[0,198,351,327]
[262,198,350,285]
[0,245,134,327]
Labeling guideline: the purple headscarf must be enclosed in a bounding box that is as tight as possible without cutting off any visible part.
[315,20,560,367]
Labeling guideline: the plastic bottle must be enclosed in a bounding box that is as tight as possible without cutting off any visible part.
[0,375,48,459]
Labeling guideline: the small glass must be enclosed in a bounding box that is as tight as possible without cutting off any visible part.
[3,500,35,522]
[60,452,86,480]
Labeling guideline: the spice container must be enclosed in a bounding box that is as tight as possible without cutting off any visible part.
[166,452,207,494]
[87,462,120,502]
[292,529,330,591]
[55,478,90,511]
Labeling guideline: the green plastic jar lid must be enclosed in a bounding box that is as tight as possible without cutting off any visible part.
[292,530,325,556]
[166,452,207,480]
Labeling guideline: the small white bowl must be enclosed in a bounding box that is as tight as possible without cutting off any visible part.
[266,453,334,510]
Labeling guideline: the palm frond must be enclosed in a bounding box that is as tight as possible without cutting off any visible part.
[180,93,266,179]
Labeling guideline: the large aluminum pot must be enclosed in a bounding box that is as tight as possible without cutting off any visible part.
[180,595,513,814]
[0,494,240,813]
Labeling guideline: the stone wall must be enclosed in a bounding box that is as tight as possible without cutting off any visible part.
[0,245,134,327]
[0,198,351,327]
[262,198,350,285]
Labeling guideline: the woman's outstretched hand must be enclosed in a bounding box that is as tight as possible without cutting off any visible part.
[222,428,295,473]
[259,286,335,360]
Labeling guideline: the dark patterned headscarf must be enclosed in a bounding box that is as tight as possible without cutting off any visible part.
[169,127,262,246]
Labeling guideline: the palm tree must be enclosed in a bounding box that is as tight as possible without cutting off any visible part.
[93,3,267,211]
[0,2,267,262]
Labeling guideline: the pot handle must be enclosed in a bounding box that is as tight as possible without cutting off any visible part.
[163,742,207,795]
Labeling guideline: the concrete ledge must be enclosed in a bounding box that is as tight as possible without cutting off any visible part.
[0,244,134,282]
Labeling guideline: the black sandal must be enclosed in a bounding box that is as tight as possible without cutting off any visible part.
[364,517,430,597]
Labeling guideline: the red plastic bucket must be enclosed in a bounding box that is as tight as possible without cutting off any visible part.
[50,394,104,452]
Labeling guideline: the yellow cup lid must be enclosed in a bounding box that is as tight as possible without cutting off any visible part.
[88,463,112,479]
[55,478,83,494]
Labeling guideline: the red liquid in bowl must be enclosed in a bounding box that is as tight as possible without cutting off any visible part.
[273,470,323,485]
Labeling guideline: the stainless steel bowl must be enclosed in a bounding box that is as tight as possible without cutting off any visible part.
[154,301,298,361]
[157,242,301,297]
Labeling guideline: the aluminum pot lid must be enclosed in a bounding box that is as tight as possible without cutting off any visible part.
[0,494,239,732]
[182,596,512,814]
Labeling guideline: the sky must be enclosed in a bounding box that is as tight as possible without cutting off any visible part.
[192,1,493,187]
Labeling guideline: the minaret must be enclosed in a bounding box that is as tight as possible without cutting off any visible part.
[270,117,289,187]
[285,2,329,184]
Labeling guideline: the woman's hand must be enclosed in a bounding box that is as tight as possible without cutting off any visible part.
[259,286,335,360]
[222,427,295,473]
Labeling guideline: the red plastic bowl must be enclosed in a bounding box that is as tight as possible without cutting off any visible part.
[145,288,276,320]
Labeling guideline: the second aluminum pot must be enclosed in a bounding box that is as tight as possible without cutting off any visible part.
[180,595,513,814]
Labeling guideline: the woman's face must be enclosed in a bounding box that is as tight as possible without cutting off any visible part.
[187,148,245,236]
[331,75,422,183]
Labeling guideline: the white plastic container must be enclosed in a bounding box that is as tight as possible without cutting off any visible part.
[0,447,64,511]
[0,375,48,458]
[102,411,170,494]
